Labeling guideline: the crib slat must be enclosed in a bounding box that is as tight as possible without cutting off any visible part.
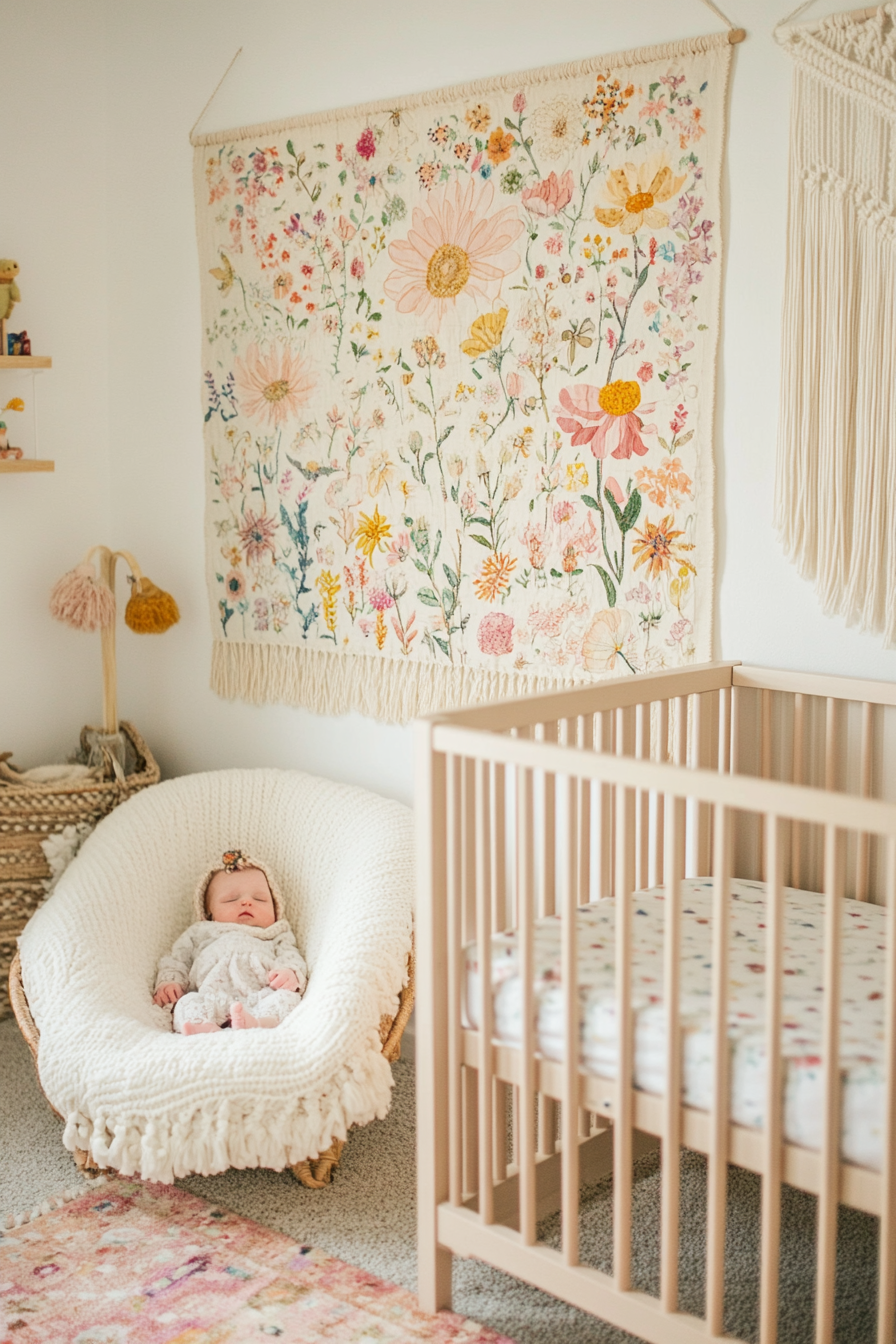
[541,721,558,917]
[447,756,463,1207]
[580,713,594,906]
[599,710,615,898]
[518,764,537,1245]
[491,756,510,1183]
[693,692,711,877]
[706,804,731,1335]
[824,698,837,793]
[731,685,742,777]
[816,824,843,1344]
[674,700,687,881]
[791,693,805,888]
[562,772,580,1265]
[462,756,479,1199]
[463,757,477,945]
[538,722,559,1157]
[760,814,784,1344]
[475,759,494,1225]
[661,794,683,1312]
[636,702,650,891]
[857,701,873,902]
[614,779,636,1291]
[718,686,731,774]
[760,692,772,883]
[877,837,896,1344]
[491,761,507,933]
[653,700,670,888]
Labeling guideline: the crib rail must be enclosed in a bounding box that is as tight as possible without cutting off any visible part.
[416,661,896,1344]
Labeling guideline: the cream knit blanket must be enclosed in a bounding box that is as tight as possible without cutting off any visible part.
[18,769,413,1183]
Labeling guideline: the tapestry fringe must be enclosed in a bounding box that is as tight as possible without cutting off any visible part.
[191,30,733,147]
[211,640,593,723]
[775,17,896,645]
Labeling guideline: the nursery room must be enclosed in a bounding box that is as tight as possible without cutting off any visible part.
[2,0,896,1341]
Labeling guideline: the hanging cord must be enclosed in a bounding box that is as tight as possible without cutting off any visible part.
[775,1,884,38]
[697,0,747,39]
[190,47,243,144]
[189,8,746,147]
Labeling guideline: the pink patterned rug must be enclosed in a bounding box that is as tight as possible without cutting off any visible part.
[0,1177,512,1343]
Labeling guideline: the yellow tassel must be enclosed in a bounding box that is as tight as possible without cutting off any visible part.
[124,578,180,634]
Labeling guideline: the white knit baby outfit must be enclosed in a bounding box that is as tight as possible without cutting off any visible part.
[155,850,308,1033]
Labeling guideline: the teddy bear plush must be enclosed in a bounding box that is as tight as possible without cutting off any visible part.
[0,260,21,323]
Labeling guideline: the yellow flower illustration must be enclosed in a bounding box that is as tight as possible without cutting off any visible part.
[316,570,341,634]
[564,462,589,491]
[355,506,392,560]
[594,154,687,236]
[465,103,491,132]
[461,308,508,358]
[473,551,518,602]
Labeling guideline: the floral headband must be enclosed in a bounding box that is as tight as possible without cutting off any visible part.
[221,849,248,872]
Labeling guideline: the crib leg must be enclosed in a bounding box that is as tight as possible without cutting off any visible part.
[291,1137,346,1189]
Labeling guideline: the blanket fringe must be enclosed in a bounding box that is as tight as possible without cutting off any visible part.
[211,638,593,723]
[61,1038,394,1185]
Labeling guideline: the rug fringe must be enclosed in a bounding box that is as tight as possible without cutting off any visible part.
[211,639,593,723]
[2,1176,106,1231]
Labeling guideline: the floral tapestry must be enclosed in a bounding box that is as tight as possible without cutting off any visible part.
[193,32,732,721]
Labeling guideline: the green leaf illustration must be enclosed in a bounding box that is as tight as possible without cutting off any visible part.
[595,566,617,607]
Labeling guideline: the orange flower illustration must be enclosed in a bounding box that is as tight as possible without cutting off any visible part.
[631,516,696,580]
[473,551,518,602]
[234,343,315,428]
[487,128,515,165]
[384,179,524,326]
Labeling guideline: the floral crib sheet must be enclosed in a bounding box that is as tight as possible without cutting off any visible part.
[464,879,889,1169]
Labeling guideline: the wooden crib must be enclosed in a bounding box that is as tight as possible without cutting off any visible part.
[414,661,896,1344]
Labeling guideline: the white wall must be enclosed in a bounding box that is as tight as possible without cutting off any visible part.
[0,1,112,763]
[2,0,894,805]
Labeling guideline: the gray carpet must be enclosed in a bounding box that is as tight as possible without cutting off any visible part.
[0,1015,880,1344]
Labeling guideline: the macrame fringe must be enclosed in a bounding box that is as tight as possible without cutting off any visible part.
[2,1176,106,1231]
[212,639,592,723]
[775,13,896,644]
[190,29,734,147]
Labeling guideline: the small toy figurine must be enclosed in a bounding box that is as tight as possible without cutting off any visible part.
[0,260,20,322]
[0,422,23,460]
[7,330,30,356]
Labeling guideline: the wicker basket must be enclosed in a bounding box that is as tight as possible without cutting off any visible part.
[0,721,159,1019]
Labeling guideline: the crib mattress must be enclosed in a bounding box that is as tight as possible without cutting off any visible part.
[464,879,889,1171]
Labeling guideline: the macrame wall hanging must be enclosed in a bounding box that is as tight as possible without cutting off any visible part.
[191,7,742,722]
[776,4,896,643]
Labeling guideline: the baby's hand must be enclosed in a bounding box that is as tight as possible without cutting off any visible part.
[153,983,185,1007]
[268,968,300,992]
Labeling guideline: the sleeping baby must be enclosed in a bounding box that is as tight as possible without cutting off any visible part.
[152,849,308,1035]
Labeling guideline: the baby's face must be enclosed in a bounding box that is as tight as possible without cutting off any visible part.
[205,867,276,928]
